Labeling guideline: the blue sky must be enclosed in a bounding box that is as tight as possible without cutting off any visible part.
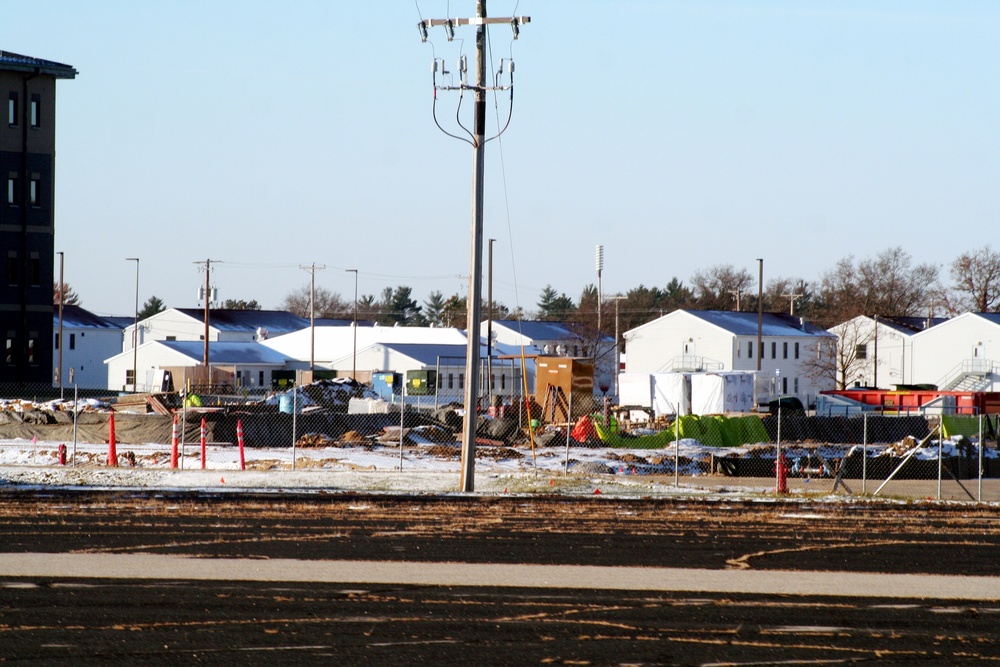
[6,1,998,317]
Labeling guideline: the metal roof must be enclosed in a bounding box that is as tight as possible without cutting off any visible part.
[173,308,309,333]
[53,305,122,330]
[158,341,289,365]
[0,50,77,78]
[878,316,947,335]
[491,319,583,341]
[378,343,494,366]
[686,310,836,337]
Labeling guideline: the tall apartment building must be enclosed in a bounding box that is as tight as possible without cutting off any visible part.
[1,51,76,388]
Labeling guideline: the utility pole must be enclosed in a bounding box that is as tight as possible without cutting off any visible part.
[782,292,803,315]
[56,251,64,399]
[419,2,530,493]
[300,263,325,372]
[756,259,763,373]
[194,259,218,369]
[487,238,495,407]
[728,288,742,312]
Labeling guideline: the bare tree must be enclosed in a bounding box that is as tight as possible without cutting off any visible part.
[690,264,754,311]
[818,317,876,390]
[279,284,349,319]
[949,245,1000,313]
[816,247,939,326]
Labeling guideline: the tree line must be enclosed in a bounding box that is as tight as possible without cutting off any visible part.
[279,245,1000,335]
[55,245,1000,334]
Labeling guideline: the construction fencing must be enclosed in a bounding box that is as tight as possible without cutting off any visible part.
[0,381,998,502]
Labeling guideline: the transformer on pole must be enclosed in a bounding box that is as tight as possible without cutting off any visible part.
[418,2,530,492]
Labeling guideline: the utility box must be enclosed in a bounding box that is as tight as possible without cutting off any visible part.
[372,371,402,399]
[534,356,594,422]
[406,370,437,396]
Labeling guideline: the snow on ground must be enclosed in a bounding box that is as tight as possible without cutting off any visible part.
[0,435,781,497]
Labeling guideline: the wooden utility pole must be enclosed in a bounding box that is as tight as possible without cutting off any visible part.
[419,1,530,492]
[194,259,219,368]
[300,263,325,371]
[756,259,763,372]
[782,292,803,315]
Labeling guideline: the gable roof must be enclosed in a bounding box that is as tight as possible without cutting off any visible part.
[686,310,835,337]
[55,305,122,330]
[157,341,289,365]
[172,308,309,334]
[491,320,584,341]
[878,315,947,335]
[0,50,77,78]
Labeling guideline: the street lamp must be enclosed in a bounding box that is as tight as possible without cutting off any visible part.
[126,257,139,392]
[346,269,358,380]
[56,251,64,399]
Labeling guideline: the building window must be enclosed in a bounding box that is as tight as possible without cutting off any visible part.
[856,344,867,360]
[6,176,16,205]
[459,373,465,389]
[7,92,16,126]
[500,373,506,390]
[490,374,495,389]
[30,95,40,128]
[783,342,788,359]
[782,376,788,394]
[794,377,799,393]
[794,342,800,359]
[28,254,40,286]
[29,177,39,206]
[69,333,76,350]
[125,369,135,387]
[27,337,36,364]
[747,341,753,359]
[448,373,454,390]
[5,337,13,365]
[54,333,59,350]
[771,342,776,359]
[259,371,265,387]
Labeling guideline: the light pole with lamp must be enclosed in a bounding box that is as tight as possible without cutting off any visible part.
[346,269,358,379]
[126,257,139,392]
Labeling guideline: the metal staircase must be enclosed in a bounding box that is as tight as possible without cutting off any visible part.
[938,359,999,392]
[658,355,724,373]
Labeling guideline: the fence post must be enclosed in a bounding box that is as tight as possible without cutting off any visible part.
[937,420,943,501]
[979,412,984,502]
[862,412,868,495]
[292,384,299,470]
[775,405,787,494]
[71,384,78,468]
[674,413,680,488]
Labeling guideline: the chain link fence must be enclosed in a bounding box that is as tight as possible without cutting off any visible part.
[1,379,998,502]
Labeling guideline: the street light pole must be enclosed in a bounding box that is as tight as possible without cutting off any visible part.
[612,295,627,398]
[57,251,64,399]
[126,257,139,392]
[346,269,358,380]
